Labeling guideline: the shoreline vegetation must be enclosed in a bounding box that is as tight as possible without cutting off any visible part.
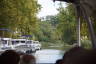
[41,39,92,51]
[41,42,73,51]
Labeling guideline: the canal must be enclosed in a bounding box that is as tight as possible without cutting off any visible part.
[33,49,64,64]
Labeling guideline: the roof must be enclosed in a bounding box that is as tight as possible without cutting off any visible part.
[54,0,96,16]
[1,38,12,40]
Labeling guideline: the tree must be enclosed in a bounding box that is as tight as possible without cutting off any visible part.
[57,3,77,44]
[0,0,41,38]
[0,0,18,37]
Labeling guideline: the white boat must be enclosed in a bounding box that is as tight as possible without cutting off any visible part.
[0,38,13,51]
[0,38,41,53]
[33,41,41,50]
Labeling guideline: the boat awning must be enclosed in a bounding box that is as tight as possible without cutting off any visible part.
[54,0,96,17]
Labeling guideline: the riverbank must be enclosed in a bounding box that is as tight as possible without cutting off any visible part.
[41,42,73,51]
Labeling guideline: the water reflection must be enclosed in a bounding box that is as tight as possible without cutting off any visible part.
[34,49,64,64]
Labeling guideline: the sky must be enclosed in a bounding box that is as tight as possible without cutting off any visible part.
[37,0,66,18]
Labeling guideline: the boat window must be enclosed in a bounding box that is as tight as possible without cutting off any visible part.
[12,41,18,45]
[12,41,19,45]
[26,41,31,44]
[21,41,25,43]
[2,40,7,45]
[16,41,19,43]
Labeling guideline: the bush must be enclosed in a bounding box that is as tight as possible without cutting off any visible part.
[81,40,92,49]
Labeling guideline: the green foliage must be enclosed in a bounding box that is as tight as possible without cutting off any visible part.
[57,4,77,44]
[0,0,18,37]
[15,0,41,38]
[0,0,41,38]
[45,15,59,27]
[0,0,94,49]
[37,4,77,45]
[81,39,92,49]
[92,18,96,35]
[36,20,53,42]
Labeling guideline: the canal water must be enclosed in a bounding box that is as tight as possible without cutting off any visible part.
[34,49,64,64]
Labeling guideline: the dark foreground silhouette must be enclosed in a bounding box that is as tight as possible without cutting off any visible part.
[20,54,36,64]
[1,47,96,64]
[56,46,96,64]
[0,50,36,64]
[0,50,20,64]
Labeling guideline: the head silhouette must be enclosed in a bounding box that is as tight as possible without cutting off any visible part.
[0,50,20,64]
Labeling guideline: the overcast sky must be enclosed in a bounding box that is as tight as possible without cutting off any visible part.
[37,0,66,18]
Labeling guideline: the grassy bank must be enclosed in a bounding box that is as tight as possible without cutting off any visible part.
[41,42,72,51]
